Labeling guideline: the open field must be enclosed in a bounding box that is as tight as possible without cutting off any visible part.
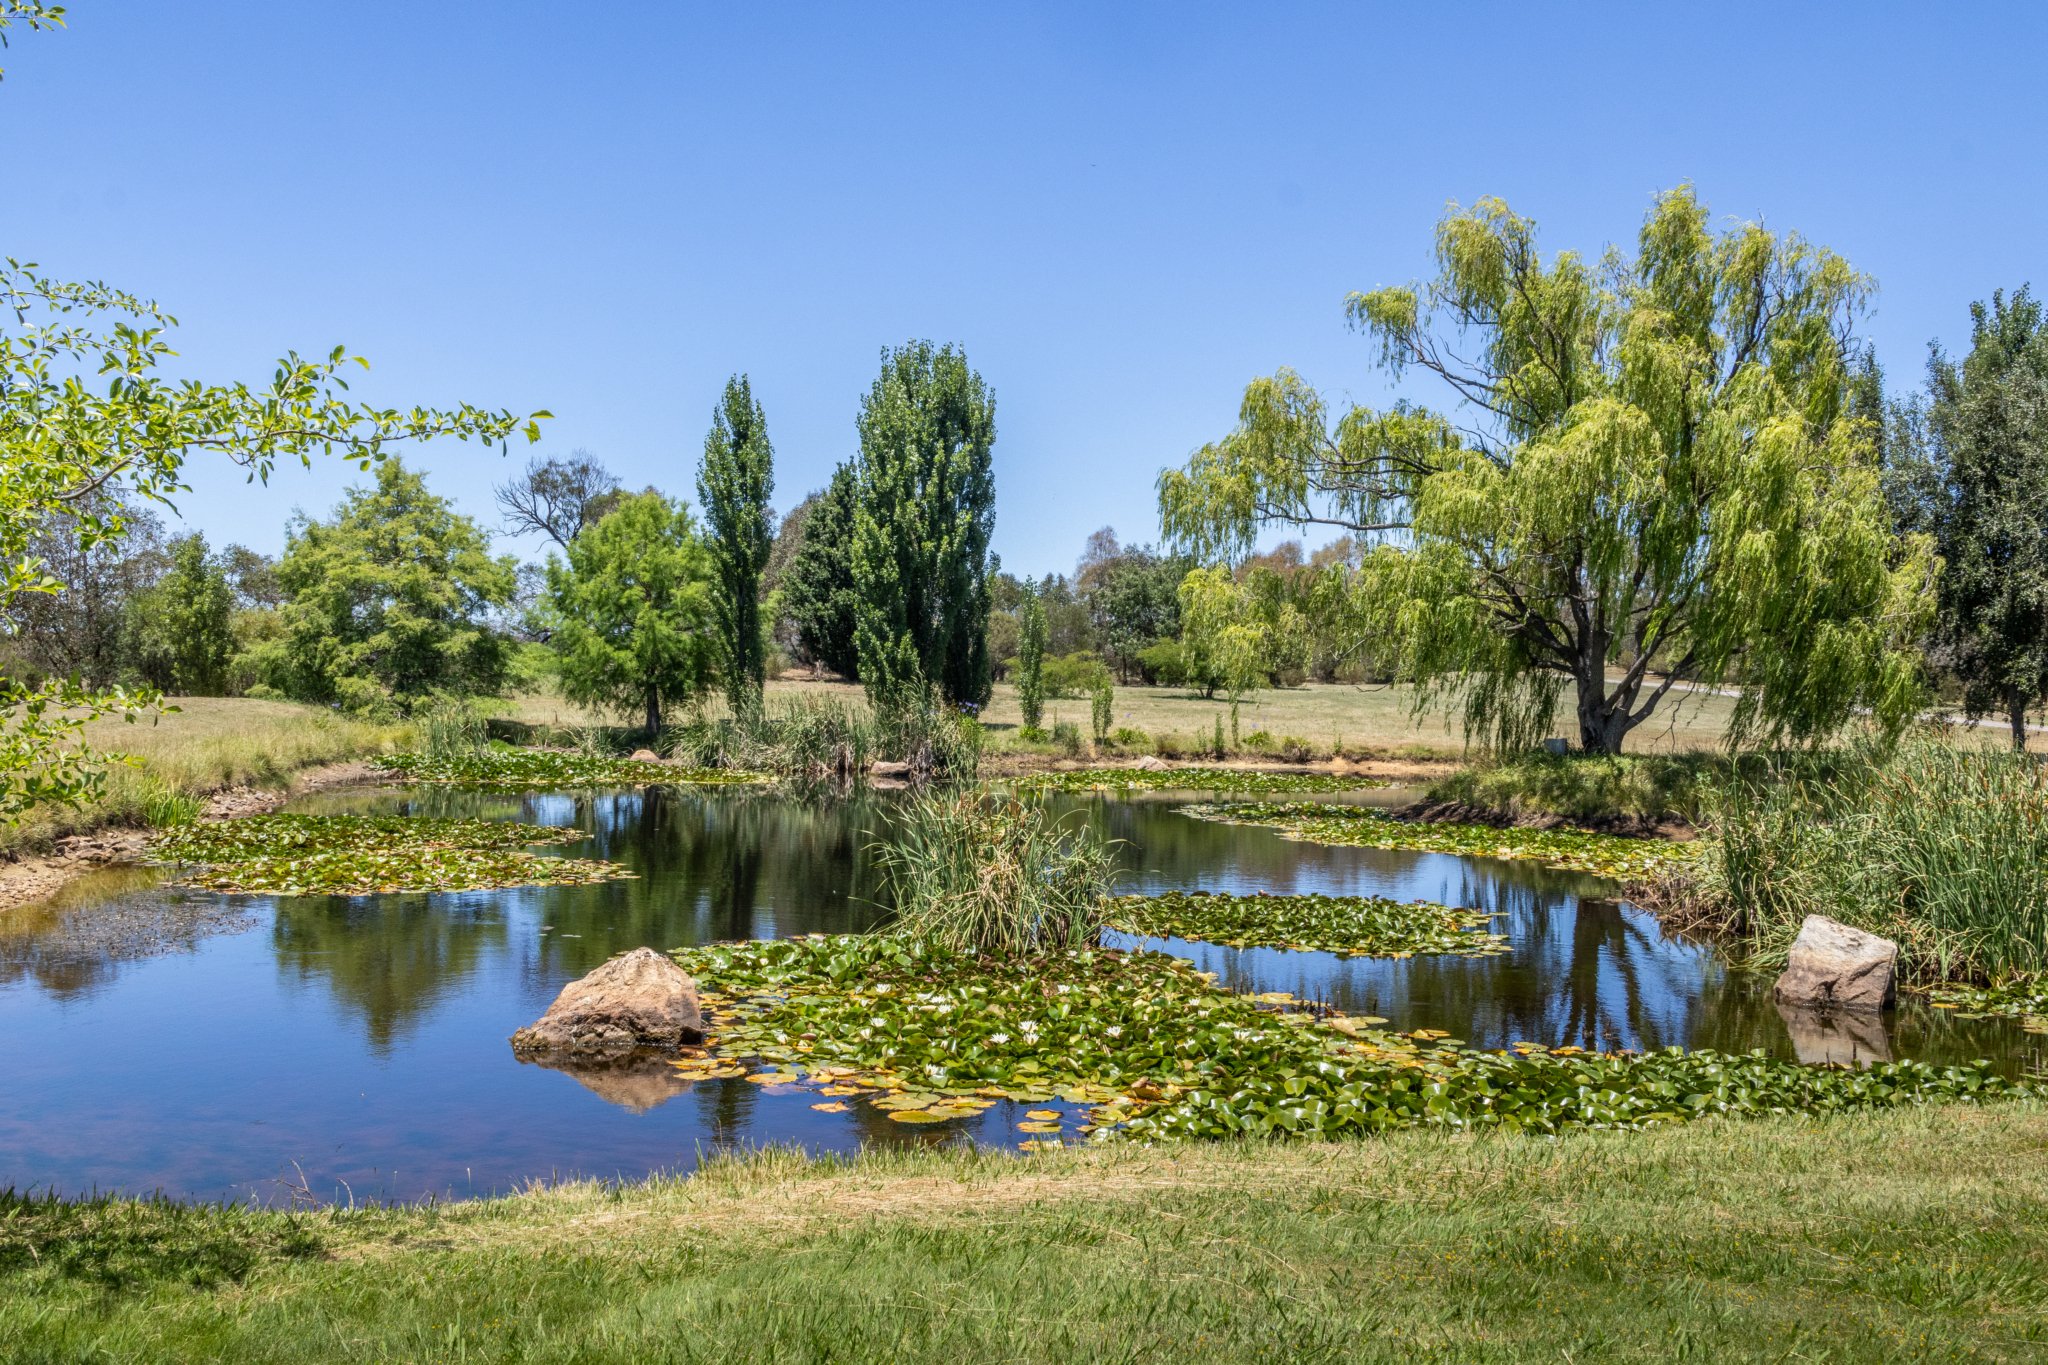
[4,1103,2044,1363]
[2,699,409,857]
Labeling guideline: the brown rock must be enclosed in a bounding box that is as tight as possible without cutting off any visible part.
[629,749,661,762]
[871,759,911,776]
[509,947,703,1051]
[1133,755,1172,772]
[1772,915,1897,1012]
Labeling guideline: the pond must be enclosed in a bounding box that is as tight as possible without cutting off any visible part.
[2,782,2038,1205]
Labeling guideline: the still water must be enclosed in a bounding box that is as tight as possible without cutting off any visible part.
[2,783,2036,1205]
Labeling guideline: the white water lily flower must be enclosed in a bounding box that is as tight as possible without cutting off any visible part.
[988,1033,1010,1044]
[1105,1026,1123,1037]
[870,1018,888,1029]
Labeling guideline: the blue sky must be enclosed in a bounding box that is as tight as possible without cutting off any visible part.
[5,2,2043,578]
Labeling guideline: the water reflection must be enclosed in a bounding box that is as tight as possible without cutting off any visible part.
[0,782,2041,1205]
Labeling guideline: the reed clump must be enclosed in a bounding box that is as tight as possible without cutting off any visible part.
[874,790,1117,956]
[1682,735,2048,985]
[666,694,979,778]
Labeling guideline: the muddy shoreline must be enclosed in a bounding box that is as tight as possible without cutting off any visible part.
[0,759,389,916]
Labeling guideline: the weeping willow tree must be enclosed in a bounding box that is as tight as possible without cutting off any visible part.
[1158,187,1934,753]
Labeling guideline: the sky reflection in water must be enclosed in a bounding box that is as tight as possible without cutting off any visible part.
[0,783,2036,1205]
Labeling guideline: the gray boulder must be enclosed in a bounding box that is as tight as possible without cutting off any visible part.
[1133,755,1172,771]
[510,947,704,1051]
[1772,915,1896,1012]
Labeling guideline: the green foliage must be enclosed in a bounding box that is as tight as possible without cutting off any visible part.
[373,749,761,788]
[545,492,717,736]
[126,533,235,696]
[1052,720,1083,757]
[1015,585,1047,730]
[1134,637,1224,695]
[139,782,203,829]
[698,375,776,716]
[418,698,487,758]
[0,252,540,814]
[1428,749,1724,822]
[252,460,517,715]
[1695,736,2048,983]
[1107,890,1506,957]
[1038,650,1108,700]
[1109,726,1148,748]
[1010,766,1391,794]
[149,812,635,896]
[1183,801,1700,881]
[1090,674,1113,741]
[672,933,2022,1142]
[874,792,1118,956]
[781,463,861,679]
[1913,287,2048,749]
[1159,187,1932,754]
[850,341,997,716]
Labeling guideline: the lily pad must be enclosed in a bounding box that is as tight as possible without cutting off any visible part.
[1109,890,1508,959]
[887,1110,951,1124]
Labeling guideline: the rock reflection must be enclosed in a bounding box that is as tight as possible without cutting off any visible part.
[516,1049,694,1113]
[1776,1001,1893,1067]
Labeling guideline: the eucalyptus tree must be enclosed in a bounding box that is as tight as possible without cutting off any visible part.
[850,341,997,715]
[698,375,776,715]
[493,451,620,549]
[1917,287,2048,749]
[1158,187,1932,752]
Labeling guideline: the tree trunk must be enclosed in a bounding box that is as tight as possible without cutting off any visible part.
[2012,689,2030,754]
[1576,671,1633,755]
[645,689,661,743]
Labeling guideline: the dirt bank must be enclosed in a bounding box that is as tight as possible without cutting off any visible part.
[0,759,390,916]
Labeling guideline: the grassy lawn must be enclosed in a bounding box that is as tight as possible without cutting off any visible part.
[4,1104,2042,1362]
[972,677,1743,758]
[2,698,409,856]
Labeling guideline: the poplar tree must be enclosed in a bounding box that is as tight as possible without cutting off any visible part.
[698,375,776,715]
[783,464,862,679]
[1158,187,1932,753]
[1016,586,1048,732]
[850,342,997,715]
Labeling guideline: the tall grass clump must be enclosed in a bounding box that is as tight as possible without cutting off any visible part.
[666,694,979,778]
[875,791,1118,955]
[1691,734,2048,984]
[419,698,488,759]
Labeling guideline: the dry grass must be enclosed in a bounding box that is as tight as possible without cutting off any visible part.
[3,697,411,855]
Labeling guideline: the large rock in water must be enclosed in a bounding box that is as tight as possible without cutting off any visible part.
[1772,915,1897,1012]
[1133,755,1172,772]
[510,948,704,1050]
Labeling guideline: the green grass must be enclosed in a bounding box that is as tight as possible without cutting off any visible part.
[5,1105,2047,1362]
[1427,749,1727,822]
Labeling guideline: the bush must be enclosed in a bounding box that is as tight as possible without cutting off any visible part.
[1242,729,1276,751]
[875,791,1118,955]
[1277,735,1313,763]
[1428,750,1723,823]
[1111,726,1149,749]
[665,694,979,778]
[1052,720,1083,757]
[1041,651,1109,700]
[1152,731,1183,759]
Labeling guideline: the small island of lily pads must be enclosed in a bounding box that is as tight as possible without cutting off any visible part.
[1104,889,1508,957]
[150,813,639,896]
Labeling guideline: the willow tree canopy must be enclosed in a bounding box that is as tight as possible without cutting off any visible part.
[1158,187,1933,753]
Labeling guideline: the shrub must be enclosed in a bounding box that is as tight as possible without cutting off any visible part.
[1277,735,1313,763]
[875,791,1118,955]
[1212,716,1227,758]
[666,693,977,777]
[1111,726,1149,749]
[1243,729,1277,751]
[1152,731,1183,759]
[420,698,489,759]
[1041,651,1110,700]
[1052,720,1083,757]
[1090,676,1113,742]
